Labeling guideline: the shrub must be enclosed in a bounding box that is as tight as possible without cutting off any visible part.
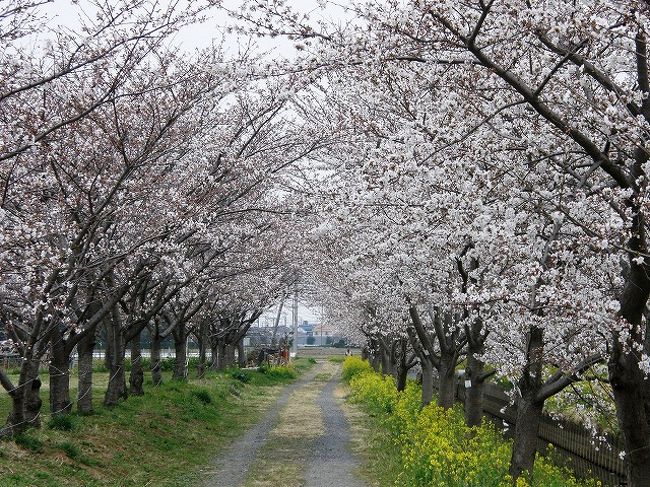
[348,368,600,487]
[191,389,212,404]
[255,364,297,381]
[58,442,81,460]
[308,357,317,364]
[341,356,372,383]
[264,365,297,380]
[48,414,75,431]
[15,433,44,453]
[229,368,251,383]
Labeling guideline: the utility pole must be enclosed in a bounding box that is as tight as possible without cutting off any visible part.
[291,291,299,357]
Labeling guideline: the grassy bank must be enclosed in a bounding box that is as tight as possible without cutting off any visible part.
[0,359,311,486]
[342,357,599,487]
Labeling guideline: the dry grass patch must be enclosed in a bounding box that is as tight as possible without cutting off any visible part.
[243,364,332,487]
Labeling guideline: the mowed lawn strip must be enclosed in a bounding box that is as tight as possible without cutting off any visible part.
[0,359,312,487]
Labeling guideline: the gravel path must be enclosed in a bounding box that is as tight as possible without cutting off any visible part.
[201,365,321,487]
[304,370,366,487]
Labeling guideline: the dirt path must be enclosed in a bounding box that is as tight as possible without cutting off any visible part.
[304,369,366,487]
[201,361,366,487]
[201,365,322,487]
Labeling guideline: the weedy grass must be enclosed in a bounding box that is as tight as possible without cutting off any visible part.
[342,357,601,487]
[0,359,312,487]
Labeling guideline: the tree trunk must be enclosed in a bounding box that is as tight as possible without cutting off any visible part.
[395,365,408,392]
[610,363,650,487]
[237,338,246,368]
[172,327,188,380]
[218,343,236,370]
[464,352,486,427]
[509,325,544,479]
[77,332,95,414]
[609,261,650,487]
[210,342,220,371]
[151,331,163,386]
[4,390,26,437]
[3,360,41,435]
[437,354,456,409]
[197,324,207,379]
[421,361,434,407]
[49,329,72,416]
[370,352,381,372]
[24,367,42,427]
[104,308,127,407]
[129,331,144,396]
[509,394,544,479]
[380,346,391,375]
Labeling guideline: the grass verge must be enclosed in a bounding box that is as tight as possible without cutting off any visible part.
[0,359,311,487]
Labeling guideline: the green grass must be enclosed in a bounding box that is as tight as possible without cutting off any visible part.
[0,359,312,486]
[328,356,346,363]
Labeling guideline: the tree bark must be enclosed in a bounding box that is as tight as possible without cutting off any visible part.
[464,352,486,427]
[237,338,246,368]
[129,331,144,395]
[509,325,544,479]
[49,328,72,416]
[509,393,544,479]
[421,361,434,407]
[609,262,650,487]
[210,342,220,371]
[395,365,408,392]
[380,344,391,375]
[437,353,456,409]
[221,343,236,369]
[104,307,127,407]
[77,332,95,414]
[4,388,26,437]
[3,360,41,436]
[370,352,381,372]
[24,367,42,427]
[172,325,188,380]
[151,330,163,386]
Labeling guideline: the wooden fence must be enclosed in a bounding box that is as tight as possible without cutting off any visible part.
[437,377,627,486]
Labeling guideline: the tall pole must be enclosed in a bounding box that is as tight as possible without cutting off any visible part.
[291,291,299,357]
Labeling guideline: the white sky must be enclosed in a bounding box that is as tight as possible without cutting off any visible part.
[40,0,351,56]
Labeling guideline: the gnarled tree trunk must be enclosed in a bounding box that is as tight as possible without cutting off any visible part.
[49,328,72,416]
[437,353,456,410]
[237,338,246,368]
[104,307,128,407]
[510,391,544,479]
[129,331,144,395]
[172,323,188,380]
[464,352,487,427]
[421,361,434,407]
[77,332,95,414]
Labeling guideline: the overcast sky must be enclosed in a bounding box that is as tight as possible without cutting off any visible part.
[40,0,351,56]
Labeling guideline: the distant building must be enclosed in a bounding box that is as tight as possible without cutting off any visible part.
[295,321,345,347]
